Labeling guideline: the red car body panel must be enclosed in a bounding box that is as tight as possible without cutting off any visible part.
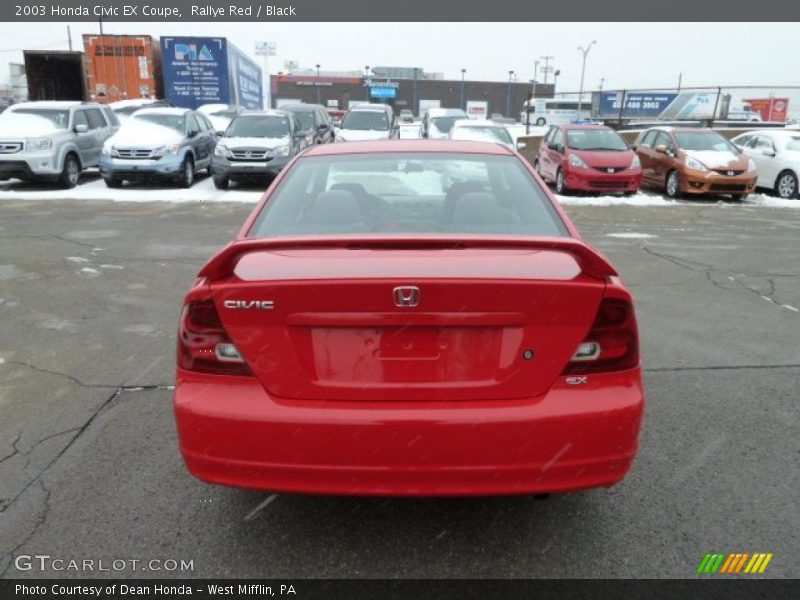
[174,140,645,496]
[537,125,643,193]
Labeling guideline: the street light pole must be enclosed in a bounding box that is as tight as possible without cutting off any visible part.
[364,65,370,102]
[577,40,596,120]
[506,70,514,118]
[460,68,466,111]
[315,64,321,105]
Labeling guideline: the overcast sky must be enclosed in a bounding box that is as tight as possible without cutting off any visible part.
[1,22,798,92]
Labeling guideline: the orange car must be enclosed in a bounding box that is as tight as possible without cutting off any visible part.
[632,127,757,200]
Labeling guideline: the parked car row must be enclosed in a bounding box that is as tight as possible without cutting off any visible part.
[532,123,798,200]
[0,101,120,188]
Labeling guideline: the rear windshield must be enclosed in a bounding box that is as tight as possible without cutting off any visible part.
[451,126,513,145]
[226,116,290,138]
[134,113,185,133]
[13,108,69,129]
[288,110,315,130]
[675,131,738,152]
[249,153,567,237]
[430,116,462,133]
[567,128,628,151]
[341,111,389,131]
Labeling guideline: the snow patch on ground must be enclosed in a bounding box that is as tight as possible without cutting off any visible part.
[743,193,800,208]
[606,232,659,239]
[555,193,678,207]
[0,175,262,204]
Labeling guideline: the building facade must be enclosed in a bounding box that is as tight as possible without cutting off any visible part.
[270,74,556,117]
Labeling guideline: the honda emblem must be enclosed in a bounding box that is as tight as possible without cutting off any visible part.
[393,286,420,307]
[607,168,615,174]
[727,171,735,176]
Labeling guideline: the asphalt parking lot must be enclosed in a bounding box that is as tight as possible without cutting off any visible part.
[0,198,798,579]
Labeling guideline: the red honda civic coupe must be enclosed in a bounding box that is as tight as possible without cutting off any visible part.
[174,140,645,496]
[535,124,643,195]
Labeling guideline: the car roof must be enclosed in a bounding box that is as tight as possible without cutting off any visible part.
[238,109,290,118]
[282,103,324,111]
[561,123,612,130]
[132,107,190,116]
[452,119,500,128]
[738,129,799,138]
[302,139,514,157]
[10,101,81,110]
[348,103,391,112]
[644,126,715,133]
[427,108,467,117]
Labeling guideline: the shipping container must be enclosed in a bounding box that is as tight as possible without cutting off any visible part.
[23,50,87,101]
[160,37,263,110]
[82,34,164,103]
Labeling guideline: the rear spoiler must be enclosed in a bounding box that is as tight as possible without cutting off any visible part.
[198,236,618,281]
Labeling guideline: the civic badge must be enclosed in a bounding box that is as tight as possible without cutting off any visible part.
[393,286,420,307]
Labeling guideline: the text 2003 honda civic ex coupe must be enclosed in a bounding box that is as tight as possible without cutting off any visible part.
[174,140,645,496]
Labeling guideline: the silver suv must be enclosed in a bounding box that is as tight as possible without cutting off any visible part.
[0,101,118,188]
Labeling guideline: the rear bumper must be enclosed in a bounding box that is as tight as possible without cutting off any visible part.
[174,369,645,496]
[681,172,757,195]
[565,168,642,192]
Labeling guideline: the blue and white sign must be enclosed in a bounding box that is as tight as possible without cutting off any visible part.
[161,37,263,110]
[595,92,679,119]
[370,86,397,99]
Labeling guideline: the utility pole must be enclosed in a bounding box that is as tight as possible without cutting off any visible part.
[577,41,596,119]
[599,77,605,91]
[506,70,514,118]
[460,68,466,111]
[540,55,554,84]
[364,65,370,102]
[66,25,72,51]
[315,64,321,105]
[677,73,682,92]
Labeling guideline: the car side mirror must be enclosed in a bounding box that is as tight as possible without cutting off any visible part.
[74,123,88,133]
[630,144,637,151]
[187,129,199,138]
[762,148,776,157]
[317,123,328,130]
[655,144,668,154]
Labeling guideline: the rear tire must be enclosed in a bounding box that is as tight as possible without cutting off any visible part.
[212,176,229,190]
[59,153,81,189]
[665,170,681,199]
[177,156,195,188]
[104,176,123,188]
[775,170,798,199]
[555,168,567,195]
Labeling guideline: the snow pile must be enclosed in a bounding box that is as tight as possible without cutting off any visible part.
[0,174,263,204]
[743,193,800,208]
[555,192,679,207]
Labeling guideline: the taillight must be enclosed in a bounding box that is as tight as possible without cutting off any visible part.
[177,299,253,376]
[562,297,639,375]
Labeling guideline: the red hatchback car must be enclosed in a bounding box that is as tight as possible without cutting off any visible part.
[175,140,645,496]
[535,124,642,195]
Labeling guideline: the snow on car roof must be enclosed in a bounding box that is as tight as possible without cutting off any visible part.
[131,107,190,117]
[10,101,81,110]
[303,139,514,156]
[109,98,159,109]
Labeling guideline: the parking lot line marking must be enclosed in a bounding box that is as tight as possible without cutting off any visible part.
[780,305,799,312]
[243,493,279,521]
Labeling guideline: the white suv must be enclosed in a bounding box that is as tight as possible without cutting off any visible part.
[0,101,118,188]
